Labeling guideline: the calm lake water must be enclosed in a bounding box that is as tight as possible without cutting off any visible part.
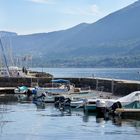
[0,102,140,140]
[32,68,140,81]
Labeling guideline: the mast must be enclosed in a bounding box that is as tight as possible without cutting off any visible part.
[9,37,15,66]
[0,38,10,77]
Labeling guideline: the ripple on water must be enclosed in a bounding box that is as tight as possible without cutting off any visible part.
[0,103,140,140]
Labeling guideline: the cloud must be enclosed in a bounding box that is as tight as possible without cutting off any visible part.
[29,0,55,4]
[63,4,101,16]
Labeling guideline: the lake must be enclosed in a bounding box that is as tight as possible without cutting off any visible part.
[0,102,140,140]
[32,68,140,81]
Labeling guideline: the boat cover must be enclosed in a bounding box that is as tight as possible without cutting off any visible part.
[124,101,140,109]
[117,91,140,106]
[51,79,70,84]
[19,86,28,92]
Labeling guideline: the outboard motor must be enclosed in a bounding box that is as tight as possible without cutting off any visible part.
[54,96,65,108]
[54,96,60,108]
[33,92,47,102]
[96,100,106,115]
[110,101,122,114]
[54,96,71,111]
[59,96,65,103]
[64,98,71,107]
[27,89,32,98]
[59,96,66,110]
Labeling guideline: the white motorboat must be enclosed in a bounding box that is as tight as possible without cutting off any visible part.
[78,91,140,112]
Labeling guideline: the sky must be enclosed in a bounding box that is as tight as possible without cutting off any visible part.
[0,0,138,35]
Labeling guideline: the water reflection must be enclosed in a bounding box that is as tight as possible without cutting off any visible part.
[60,108,72,116]
[82,111,140,130]
[0,104,13,135]
[0,104,7,134]
[33,101,46,110]
[33,101,140,130]
[110,116,122,126]
[0,102,140,139]
[33,101,72,117]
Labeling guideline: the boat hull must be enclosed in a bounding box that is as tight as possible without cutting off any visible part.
[84,104,96,112]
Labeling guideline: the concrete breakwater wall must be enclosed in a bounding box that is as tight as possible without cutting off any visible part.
[66,77,140,96]
[0,77,140,96]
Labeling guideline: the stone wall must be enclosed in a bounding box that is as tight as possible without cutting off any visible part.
[0,77,140,96]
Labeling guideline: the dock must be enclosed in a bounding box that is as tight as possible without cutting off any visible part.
[0,87,15,94]
[0,77,140,96]
[115,108,140,118]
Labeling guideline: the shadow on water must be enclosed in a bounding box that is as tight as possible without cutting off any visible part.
[33,100,72,117]
[82,111,140,129]
[0,101,140,139]
[33,101,140,129]
[33,101,46,110]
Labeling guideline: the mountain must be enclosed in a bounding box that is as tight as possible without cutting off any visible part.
[0,31,17,38]
[1,0,140,67]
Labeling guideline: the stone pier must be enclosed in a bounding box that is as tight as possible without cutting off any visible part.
[0,77,140,96]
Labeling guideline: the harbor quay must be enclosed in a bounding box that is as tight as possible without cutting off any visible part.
[0,76,140,96]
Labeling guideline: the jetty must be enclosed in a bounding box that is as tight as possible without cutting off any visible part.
[115,108,140,118]
[0,76,140,96]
